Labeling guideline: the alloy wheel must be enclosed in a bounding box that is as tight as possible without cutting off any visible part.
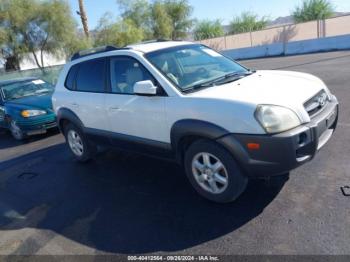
[191,152,229,194]
[67,130,84,157]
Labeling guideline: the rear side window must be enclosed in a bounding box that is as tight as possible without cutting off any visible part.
[75,58,106,92]
[65,64,79,90]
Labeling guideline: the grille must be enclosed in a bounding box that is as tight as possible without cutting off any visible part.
[304,90,329,117]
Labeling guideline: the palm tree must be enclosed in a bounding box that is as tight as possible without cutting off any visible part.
[77,0,89,38]
[293,0,334,23]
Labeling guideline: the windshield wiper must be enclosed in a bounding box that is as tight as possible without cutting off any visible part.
[183,70,255,93]
[183,81,216,92]
[213,70,255,85]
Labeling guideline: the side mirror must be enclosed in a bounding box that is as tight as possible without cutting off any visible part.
[133,80,157,96]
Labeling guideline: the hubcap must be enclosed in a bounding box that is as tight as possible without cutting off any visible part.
[192,152,229,194]
[67,130,84,157]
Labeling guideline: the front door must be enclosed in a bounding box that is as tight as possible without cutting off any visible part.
[105,56,168,144]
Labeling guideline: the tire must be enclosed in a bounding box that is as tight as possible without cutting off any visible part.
[184,139,248,203]
[10,120,26,141]
[64,123,96,162]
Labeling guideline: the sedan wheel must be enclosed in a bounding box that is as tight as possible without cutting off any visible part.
[10,121,25,140]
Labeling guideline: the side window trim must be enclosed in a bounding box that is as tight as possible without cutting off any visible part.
[105,57,112,93]
[107,55,168,97]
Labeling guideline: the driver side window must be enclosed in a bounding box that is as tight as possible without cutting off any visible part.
[110,57,155,94]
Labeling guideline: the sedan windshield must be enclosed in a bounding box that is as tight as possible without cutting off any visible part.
[0,79,54,101]
[145,44,250,92]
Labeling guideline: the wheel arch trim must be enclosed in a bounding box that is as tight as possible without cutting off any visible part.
[170,119,229,152]
[56,108,84,132]
[170,119,251,170]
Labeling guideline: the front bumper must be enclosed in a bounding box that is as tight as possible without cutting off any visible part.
[15,114,57,136]
[217,98,339,178]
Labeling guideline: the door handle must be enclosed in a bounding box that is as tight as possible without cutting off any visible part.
[109,106,120,111]
[71,103,79,107]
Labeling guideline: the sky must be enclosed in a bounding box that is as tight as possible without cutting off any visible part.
[67,0,350,30]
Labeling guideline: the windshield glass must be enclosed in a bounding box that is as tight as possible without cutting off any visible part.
[145,44,249,92]
[0,79,54,101]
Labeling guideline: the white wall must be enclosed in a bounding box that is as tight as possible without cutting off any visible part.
[199,15,350,52]
[19,51,66,70]
[222,34,350,60]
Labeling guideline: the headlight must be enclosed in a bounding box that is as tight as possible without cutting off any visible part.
[21,110,47,118]
[255,105,301,134]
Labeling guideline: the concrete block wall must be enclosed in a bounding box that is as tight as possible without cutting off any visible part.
[222,34,350,60]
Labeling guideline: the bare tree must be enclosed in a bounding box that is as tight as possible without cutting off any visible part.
[77,0,89,38]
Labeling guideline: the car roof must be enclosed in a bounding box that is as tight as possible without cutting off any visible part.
[0,77,38,87]
[69,41,197,63]
[127,41,195,53]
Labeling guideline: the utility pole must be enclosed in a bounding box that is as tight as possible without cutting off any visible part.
[77,0,89,38]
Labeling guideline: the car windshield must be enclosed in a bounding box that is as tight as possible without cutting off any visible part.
[0,79,54,101]
[145,44,251,92]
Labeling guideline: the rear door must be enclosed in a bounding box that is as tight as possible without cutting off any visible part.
[69,58,109,131]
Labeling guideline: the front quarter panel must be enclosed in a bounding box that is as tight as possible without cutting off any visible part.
[4,104,23,123]
[166,96,265,142]
[5,102,40,119]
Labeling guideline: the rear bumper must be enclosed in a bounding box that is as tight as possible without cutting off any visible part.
[217,98,339,178]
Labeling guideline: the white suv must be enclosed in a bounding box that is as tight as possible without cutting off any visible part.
[53,41,339,203]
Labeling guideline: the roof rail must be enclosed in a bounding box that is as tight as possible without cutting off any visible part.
[70,46,127,61]
[128,39,172,46]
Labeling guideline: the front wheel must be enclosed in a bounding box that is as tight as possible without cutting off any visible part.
[64,123,96,162]
[10,120,26,141]
[184,139,248,203]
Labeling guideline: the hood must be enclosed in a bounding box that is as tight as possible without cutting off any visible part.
[189,70,329,121]
[5,94,53,111]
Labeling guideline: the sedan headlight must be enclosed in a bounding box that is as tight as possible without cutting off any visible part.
[21,109,47,118]
[255,105,301,134]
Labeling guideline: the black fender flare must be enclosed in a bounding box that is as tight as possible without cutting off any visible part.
[170,119,229,155]
[56,108,84,132]
[170,119,250,169]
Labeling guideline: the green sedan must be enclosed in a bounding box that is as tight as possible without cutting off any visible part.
[0,77,57,140]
